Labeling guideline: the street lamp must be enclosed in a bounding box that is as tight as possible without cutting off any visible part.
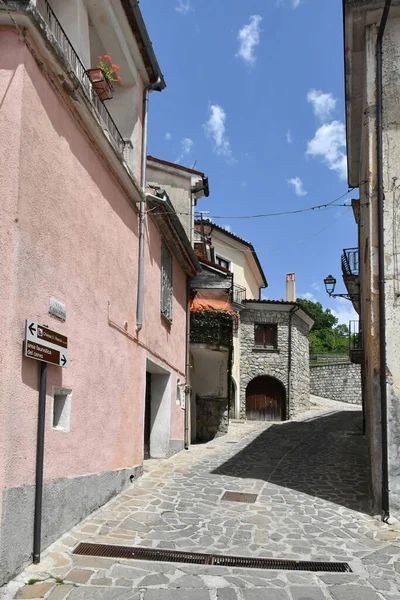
[324,275,337,296]
[323,274,359,302]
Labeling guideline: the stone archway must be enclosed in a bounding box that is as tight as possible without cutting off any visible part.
[246,376,286,421]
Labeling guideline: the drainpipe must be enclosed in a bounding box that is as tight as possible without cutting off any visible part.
[376,0,392,522]
[137,77,162,332]
[185,280,191,449]
[287,305,300,419]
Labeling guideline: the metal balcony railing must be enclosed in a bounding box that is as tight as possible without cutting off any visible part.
[36,0,126,154]
[349,320,363,350]
[341,248,359,277]
[233,284,246,306]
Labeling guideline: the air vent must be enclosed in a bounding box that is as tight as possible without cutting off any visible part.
[73,543,352,573]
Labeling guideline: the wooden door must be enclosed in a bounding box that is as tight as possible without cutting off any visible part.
[246,376,285,421]
[144,372,152,459]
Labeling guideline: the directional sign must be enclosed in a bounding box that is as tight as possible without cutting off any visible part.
[25,320,68,368]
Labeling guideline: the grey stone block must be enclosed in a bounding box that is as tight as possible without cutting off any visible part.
[328,585,382,600]
[68,589,141,599]
[216,590,239,600]
[241,590,290,600]
[290,587,326,600]
[144,591,210,600]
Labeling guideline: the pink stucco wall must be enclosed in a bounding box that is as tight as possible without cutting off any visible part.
[0,30,186,505]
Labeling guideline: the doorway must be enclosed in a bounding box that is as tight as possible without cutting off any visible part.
[246,376,286,421]
[144,372,152,459]
[143,360,171,459]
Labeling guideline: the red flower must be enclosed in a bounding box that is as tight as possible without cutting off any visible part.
[117,75,122,83]
[112,64,120,71]
[98,55,102,60]
[104,54,111,61]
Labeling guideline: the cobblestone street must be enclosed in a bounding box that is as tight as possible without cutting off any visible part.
[3,399,400,600]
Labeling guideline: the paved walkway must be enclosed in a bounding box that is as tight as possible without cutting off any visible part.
[3,398,400,600]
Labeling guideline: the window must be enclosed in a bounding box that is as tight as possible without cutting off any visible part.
[161,240,173,321]
[254,324,278,349]
[51,386,72,432]
[216,255,230,270]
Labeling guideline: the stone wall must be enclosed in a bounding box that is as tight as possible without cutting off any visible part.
[195,396,229,442]
[291,314,311,416]
[310,362,362,404]
[239,307,311,419]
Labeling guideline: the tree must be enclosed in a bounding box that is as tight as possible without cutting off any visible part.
[296,298,349,355]
[296,298,337,331]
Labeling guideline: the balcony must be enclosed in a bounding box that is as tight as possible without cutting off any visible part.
[190,310,234,349]
[349,320,364,364]
[232,283,246,307]
[341,247,360,313]
[34,0,126,155]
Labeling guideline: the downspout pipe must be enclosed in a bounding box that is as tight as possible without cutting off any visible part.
[185,280,191,449]
[376,0,392,522]
[287,305,300,420]
[137,77,162,332]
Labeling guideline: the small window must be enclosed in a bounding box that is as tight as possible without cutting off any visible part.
[52,386,72,432]
[161,240,173,321]
[254,324,278,349]
[216,256,230,270]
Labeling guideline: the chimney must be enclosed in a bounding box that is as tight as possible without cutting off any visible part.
[286,273,296,302]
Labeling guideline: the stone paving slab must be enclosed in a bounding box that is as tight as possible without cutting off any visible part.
[2,399,400,599]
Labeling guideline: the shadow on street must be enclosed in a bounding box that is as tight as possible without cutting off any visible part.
[212,410,372,514]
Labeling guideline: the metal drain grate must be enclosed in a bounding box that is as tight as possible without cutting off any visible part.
[222,491,258,503]
[73,543,352,572]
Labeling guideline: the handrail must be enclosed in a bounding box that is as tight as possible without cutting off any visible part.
[233,283,246,305]
[341,247,359,277]
[36,0,126,153]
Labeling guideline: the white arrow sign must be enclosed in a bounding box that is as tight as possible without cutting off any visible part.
[25,320,68,368]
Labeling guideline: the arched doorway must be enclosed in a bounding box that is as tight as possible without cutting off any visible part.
[246,376,286,421]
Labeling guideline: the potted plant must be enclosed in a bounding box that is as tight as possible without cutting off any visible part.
[87,55,121,101]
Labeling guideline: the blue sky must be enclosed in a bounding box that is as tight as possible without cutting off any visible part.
[141,0,358,325]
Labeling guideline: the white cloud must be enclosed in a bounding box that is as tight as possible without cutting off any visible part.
[204,104,234,161]
[175,0,191,15]
[288,176,307,197]
[300,292,316,301]
[331,297,358,325]
[286,129,293,144]
[222,224,232,232]
[306,120,347,180]
[311,282,320,291]
[236,15,262,67]
[307,89,337,122]
[293,0,301,8]
[165,132,172,141]
[175,137,194,164]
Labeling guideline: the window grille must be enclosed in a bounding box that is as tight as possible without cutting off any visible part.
[161,241,173,321]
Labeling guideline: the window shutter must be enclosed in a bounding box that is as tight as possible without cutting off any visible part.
[254,325,265,346]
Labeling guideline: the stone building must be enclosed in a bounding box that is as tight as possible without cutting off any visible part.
[240,300,314,421]
[192,222,314,426]
[342,0,400,519]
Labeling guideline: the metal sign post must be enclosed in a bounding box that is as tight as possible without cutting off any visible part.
[33,361,47,564]
[24,320,68,564]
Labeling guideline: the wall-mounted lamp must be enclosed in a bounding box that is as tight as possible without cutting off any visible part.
[323,274,359,302]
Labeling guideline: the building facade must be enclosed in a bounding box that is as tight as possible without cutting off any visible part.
[343,0,400,518]
[193,223,313,424]
[0,0,198,583]
[240,301,313,421]
[194,221,268,419]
